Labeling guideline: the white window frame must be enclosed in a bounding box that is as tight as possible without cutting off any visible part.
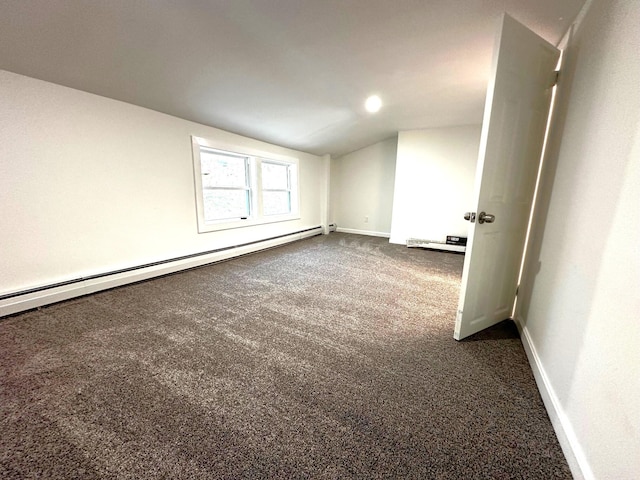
[261,159,295,216]
[191,136,300,233]
[201,149,253,221]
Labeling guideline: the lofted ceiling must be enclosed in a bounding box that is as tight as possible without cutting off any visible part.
[0,0,585,157]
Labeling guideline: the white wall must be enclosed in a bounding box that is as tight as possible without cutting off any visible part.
[0,70,324,296]
[331,137,397,237]
[389,126,480,245]
[516,0,640,478]
[319,154,331,233]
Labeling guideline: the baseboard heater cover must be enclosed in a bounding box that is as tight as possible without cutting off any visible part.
[1,226,323,318]
[406,238,466,253]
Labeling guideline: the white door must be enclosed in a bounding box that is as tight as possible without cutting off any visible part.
[454,14,560,340]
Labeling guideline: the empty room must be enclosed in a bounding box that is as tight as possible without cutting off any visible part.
[1,1,638,479]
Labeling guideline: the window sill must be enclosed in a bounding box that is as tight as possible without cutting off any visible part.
[197,213,301,234]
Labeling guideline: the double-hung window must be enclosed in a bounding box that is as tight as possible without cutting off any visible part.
[261,161,293,216]
[200,149,252,222]
[192,136,300,233]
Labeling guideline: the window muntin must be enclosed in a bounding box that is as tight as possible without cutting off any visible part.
[192,136,300,233]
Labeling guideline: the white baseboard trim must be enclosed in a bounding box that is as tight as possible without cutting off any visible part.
[0,226,323,318]
[514,316,593,480]
[335,227,390,238]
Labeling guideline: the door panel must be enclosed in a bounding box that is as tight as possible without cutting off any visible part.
[454,14,560,340]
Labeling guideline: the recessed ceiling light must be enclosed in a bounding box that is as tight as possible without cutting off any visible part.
[365,95,382,113]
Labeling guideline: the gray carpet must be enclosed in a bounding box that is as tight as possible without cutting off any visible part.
[0,233,571,479]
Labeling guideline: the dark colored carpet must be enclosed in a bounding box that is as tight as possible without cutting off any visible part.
[0,233,571,479]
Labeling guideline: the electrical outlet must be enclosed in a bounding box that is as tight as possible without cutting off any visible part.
[364,216,369,223]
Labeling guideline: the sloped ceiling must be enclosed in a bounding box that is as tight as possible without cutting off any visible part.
[0,0,585,157]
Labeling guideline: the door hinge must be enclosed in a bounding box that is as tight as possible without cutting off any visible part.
[515,284,520,296]
[552,70,560,87]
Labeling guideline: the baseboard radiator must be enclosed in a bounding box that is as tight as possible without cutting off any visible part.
[406,238,466,253]
[0,226,324,318]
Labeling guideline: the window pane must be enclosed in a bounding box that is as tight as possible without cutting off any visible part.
[263,190,290,216]
[261,162,289,190]
[201,150,247,188]
[203,189,250,222]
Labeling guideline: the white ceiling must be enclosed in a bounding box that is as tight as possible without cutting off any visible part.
[0,0,585,157]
